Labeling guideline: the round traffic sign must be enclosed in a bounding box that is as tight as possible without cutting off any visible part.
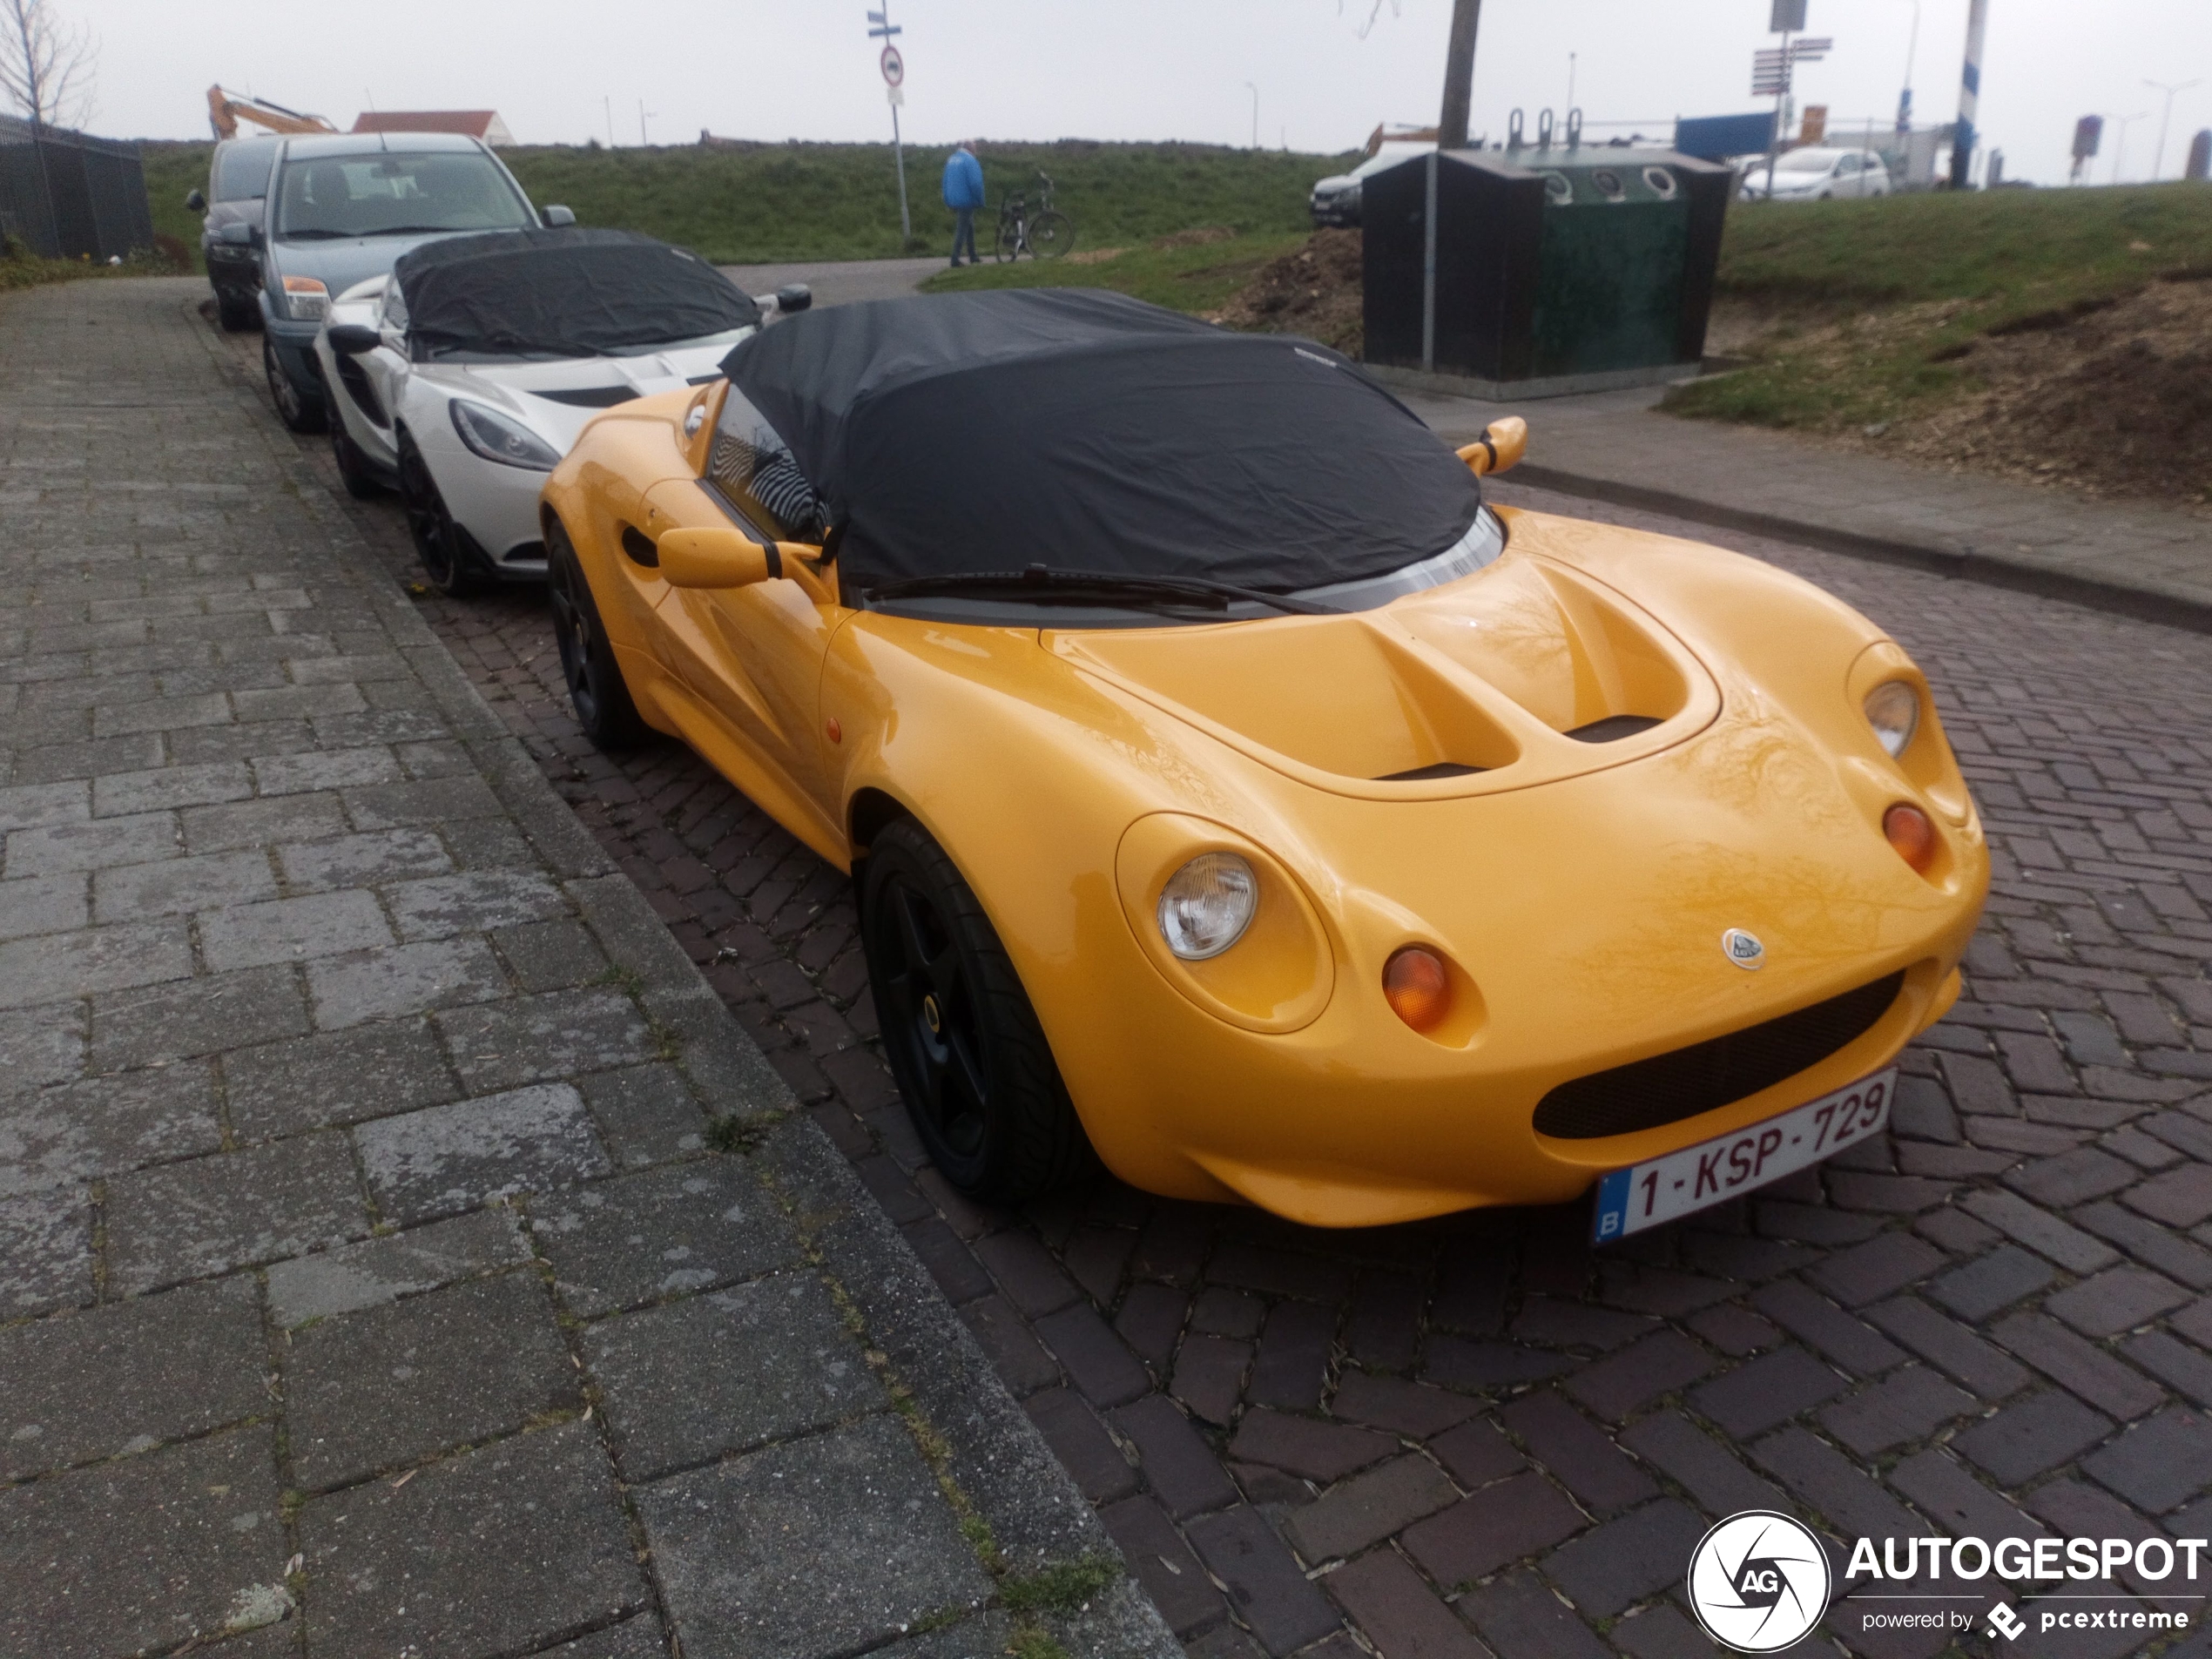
[880,44,905,85]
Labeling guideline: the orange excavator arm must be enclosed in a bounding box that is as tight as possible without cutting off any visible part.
[206,85,340,142]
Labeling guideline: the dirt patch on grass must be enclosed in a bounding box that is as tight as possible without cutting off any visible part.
[1885,276,2212,505]
[1150,226,1239,250]
[1211,228,1363,354]
[1677,276,2212,513]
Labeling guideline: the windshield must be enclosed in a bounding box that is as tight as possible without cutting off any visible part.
[274,152,534,240]
[1353,147,1431,179]
[212,139,279,202]
[1775,151,1840,173]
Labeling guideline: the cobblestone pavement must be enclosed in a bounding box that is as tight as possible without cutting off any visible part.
[1,277,1178,1659]
[219,291,2212,1659]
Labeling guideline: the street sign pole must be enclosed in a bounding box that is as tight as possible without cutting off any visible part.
[890,93,910,244]
[868,10,911,245]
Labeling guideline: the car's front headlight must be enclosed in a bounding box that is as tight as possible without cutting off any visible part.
[449,401,561,471]
[1157,852,1257,960]
[281,275,329,321]
[1864,680,1919,758]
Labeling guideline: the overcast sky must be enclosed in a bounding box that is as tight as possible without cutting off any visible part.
[74,0,2212,191]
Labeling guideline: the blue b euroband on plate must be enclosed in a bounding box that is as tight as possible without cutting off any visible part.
[1593,1069,1896,1243]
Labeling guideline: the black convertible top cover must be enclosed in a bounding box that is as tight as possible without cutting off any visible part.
[718,288,1480,594]
[395,227,759,359]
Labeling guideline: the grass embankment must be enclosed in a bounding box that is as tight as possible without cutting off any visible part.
[1668,184,2212,432]
[921,227,1310,313]
[136,138,1347,271]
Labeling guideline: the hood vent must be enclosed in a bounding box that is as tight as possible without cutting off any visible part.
[1566,715,1664,743]
[529,385,639,409]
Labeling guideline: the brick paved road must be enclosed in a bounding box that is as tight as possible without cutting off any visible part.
[233,303,2212,1659]
[1,278,1177,1659]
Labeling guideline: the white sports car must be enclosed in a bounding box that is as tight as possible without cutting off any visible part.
[313,226,808,595]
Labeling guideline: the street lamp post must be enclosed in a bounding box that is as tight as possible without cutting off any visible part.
[2146,79,2203,182]
[2110,111,2148,185]
[1243,81,1258,149]
[1898,0,1919,132]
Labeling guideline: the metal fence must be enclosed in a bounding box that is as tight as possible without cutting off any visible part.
[0,114,154,261]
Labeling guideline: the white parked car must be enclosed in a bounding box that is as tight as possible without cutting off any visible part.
[313,227,808,595]
[1310,140,1438,227]
[1740,146,1892,201]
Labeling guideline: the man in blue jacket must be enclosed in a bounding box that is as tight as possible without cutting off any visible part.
[942,140,985,266]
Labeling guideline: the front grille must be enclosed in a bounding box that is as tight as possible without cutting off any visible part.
[1533,971,1905,1140]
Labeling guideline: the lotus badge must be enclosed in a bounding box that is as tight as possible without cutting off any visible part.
[1722,928,1765,970]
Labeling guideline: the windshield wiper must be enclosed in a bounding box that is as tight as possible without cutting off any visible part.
[865,566,1339,617]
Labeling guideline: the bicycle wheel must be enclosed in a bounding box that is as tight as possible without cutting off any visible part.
[995,217,1022,262]
[1028,211,1074,260]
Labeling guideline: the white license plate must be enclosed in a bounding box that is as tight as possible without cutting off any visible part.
[1591,1069,1895,1243]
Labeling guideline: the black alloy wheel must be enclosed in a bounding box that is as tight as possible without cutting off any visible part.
[329,415,380,500]
[860,819,1095,1201]
[397,435,483,597]
[263,335,325,434]
[547,522,646,749]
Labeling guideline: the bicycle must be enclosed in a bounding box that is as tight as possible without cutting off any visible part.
[994,172,1075,262]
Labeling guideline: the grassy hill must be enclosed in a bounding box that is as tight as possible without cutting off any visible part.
[1669,183,2212,430]
[137,138,1351,270]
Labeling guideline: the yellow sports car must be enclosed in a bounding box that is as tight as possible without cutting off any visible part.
[539,290,1987,1231]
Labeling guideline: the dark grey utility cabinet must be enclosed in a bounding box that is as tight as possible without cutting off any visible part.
[1363,146,1734,395]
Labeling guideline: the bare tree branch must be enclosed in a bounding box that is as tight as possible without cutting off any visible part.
[1337,0,1400,41]
[0,0,97,131]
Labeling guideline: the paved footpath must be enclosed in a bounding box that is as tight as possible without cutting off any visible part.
[1396,379,2212,627]
[0,276,1179,1659]
[287,388,2212,1655]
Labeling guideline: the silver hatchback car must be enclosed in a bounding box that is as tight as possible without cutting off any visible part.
[244,132,570,433]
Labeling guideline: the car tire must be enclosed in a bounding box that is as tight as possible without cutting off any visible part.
[397,435,484,597]
[860,818,1096,1202]
[263,335,326,434]
[329,417,380,500]
[546,519,648,749]
[216,293,259,333]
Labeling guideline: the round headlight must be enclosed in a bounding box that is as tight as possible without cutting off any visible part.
[1157,853,1257,961]
[1864,680,1919,759]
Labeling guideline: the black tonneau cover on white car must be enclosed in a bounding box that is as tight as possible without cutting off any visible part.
[394,227,759,361]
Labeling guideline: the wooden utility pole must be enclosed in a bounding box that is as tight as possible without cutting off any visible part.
[1437,0,1481,149]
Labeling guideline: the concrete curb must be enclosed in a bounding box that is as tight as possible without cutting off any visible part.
[1511,460,2212,637]
[183,297,1181,1657]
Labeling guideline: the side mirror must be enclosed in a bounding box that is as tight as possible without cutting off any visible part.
[327,324,381,355]
[773,283,813,315]
[659,527,780,590]
[185,189,206,212]
[218,221,253,247]
[541,205,577,228]
[1457,415,1528,477]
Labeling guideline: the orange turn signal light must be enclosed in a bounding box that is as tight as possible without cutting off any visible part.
[1384,946,1452,1032]
[1884,802,1938,872]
